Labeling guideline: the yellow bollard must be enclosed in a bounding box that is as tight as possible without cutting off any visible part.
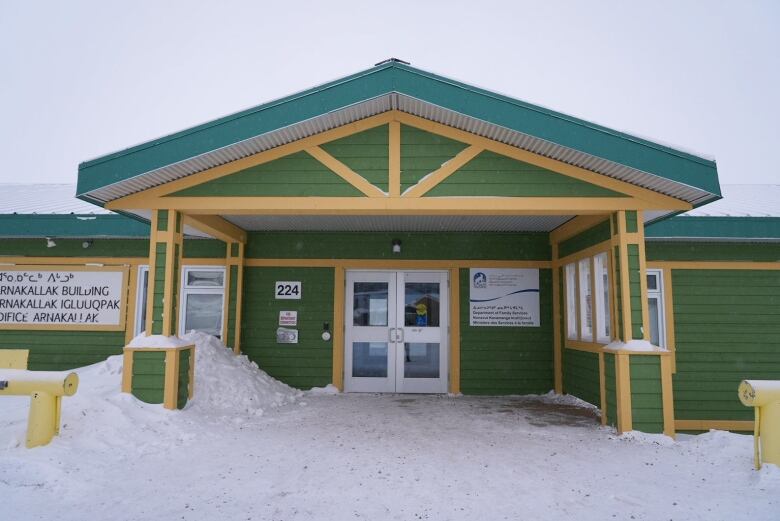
[738,380,780,469]
[0,370,79,448]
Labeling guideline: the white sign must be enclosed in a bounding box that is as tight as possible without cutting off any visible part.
[469,268,540,327]
[0,268,126,329]
[275,281,301,300]
[279,310,298,326]
[276,327,299,344]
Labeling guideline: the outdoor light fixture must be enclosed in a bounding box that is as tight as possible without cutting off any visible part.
[321,322,331,342]
[82,240,93,249]
[45,237,56,248]
[392,239,402,254]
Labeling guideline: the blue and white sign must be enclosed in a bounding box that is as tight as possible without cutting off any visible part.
[469,268,540,327]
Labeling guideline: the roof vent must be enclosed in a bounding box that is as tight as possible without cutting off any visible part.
[374,57,410,66]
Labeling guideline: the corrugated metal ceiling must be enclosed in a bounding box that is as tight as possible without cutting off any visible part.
[84,94,714,208]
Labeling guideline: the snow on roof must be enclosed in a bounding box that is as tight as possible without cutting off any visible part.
[0,183,110,214]
[683,184,780,217]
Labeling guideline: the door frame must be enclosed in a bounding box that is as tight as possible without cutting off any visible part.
[342,269,450,394]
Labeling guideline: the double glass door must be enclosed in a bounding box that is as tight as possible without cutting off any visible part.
[344,271,448,393]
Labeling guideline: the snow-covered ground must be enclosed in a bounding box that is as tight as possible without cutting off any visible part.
[1,333,777,520]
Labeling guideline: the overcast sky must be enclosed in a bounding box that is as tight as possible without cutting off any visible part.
[1,1,778,188]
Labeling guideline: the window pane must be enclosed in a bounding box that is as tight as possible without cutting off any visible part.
[137,269,149,335]
[186,270,224,287]
[594,253,611,342]
[352,342,388,377]
[404,282,440,327]
[404,343,440,378]
[646,273,658,291]
[579,259,593,340]
[648,297,660,346]
[565,264,577,339]
[353,282,388,326]
[184,293,223,337]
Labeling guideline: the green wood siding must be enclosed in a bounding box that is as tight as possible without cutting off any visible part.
[177,349,191,409]
[671,269,780,421]
[320,125,389,192]
[629,355,664,433]
[0,331,125,371]
[400,125,468,193]
[245,231,550,260]
[0,238,149,258]
[183,239,226,259]
[459,269,553,395]
[562,348,600,407]
[558,219,611,259]
[604,352,617,427]
[240,267,334,390]
[646,242,780,262]
[627,244,643,339]
[151,242,166,335]
[226,265,238,347]
[425,150,624,197]
[167,151,363,197]
[131,351,166,404]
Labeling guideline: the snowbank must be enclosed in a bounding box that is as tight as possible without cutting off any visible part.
[126,334,193,348]
[603,339,665,352]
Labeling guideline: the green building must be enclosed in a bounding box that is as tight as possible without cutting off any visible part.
[2,60,778,434]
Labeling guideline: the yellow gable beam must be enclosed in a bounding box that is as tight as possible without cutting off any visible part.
[106,112,395,209]
[403,145,483,198]
[305,146,386,198]
[549,215,611,244]
[393,111,692,211]
[183,214,247,243]
[123,196,665,215]
[389,121,401,197]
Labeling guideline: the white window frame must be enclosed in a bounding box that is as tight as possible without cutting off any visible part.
[578,258,593,341]
[564,251,613,345]
[565,263,578,340]
[593,252,611,344]
[646,268,666,348]
[134,265,149,337]
[178,266,226,338]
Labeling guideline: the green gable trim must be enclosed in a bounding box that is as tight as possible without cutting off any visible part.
[320,125,389,193]
[558,219,611,259]
[0,214,149,238]
[77,62,719,200]
[646,241,780,262]
[167,151,364,197]
[646,216,780,240]
[424,150,625,198]
[401,125,469,193]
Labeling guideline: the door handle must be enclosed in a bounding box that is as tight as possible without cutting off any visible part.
[388,327,396,343]
[396,328,404,343]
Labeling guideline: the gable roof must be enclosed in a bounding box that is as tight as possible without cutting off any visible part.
[77,60,720,207]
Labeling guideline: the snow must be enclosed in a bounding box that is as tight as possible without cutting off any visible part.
[604,339,665,352]
[2,334,778,520]
[126,334,194,348]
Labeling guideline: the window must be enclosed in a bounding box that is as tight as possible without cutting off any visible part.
[564,252,612,344]
[179,267,226,338]
[646,269,665,348]
[134,265,149,336]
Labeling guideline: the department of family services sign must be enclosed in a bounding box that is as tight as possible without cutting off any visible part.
[0,266,127,330]
[469,268,540,327]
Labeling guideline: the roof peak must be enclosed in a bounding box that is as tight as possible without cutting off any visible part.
[374,57,411,66]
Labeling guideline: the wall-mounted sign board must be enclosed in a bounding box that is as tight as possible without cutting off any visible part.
[0,266,128,330]
[279,310,298,326]
[469,268,540,327]
[275,281,301,300]
[276,327,299,344]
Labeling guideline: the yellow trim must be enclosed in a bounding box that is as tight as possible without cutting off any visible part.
[233,242,245,355]
[306,146,387,198]
[403,145,483,197]
[160,211,183,337]
[389,121,401,197]
[674,419,754,432]
[106,113,396,207]
[617,211,632,342]
[244,258,551,269]
[551,244,562,394]
[549,215,610,244]
[647,261,780,270]
[182,257,228,266]
[163,349,179,410]
[145,211,159,336]
[121,349,133,393]
[449,267,461,394]
[608,248,618,344]
[332,266,345,391]
[564,341,604,353]
[109,195,655,214]
[394,111,692,211]
[575,258,582,341]
[0,257,143,266]
[125,264,139,343]
[614,352,633,433]
[637,212,650,341]
[661,268,677,372]
[599,351,607,426]
[660,355,675,438]
[0,265,129,332]
[182,214,247,243]
[221,254,232,342]
[553,239,613,266]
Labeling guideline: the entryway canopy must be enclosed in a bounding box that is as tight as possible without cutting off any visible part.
[76,59,721,240]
